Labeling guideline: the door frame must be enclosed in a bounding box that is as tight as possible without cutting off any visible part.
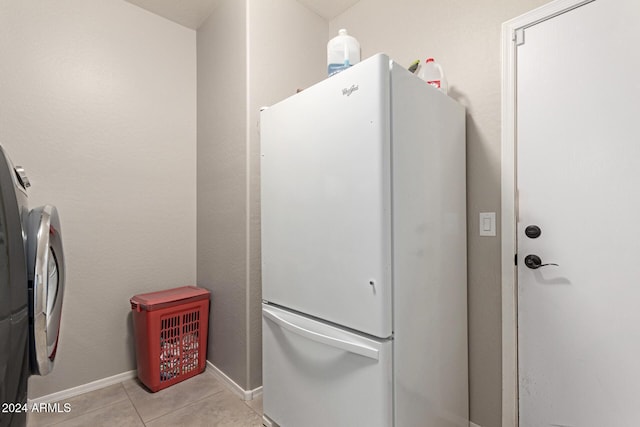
[500,0,595,425]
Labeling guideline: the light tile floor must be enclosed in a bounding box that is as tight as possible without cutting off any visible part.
[27,370,263,427]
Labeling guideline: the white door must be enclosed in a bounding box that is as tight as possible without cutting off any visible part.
[262,304,393,427]
[516,0,640,425]
[260,54,392,339]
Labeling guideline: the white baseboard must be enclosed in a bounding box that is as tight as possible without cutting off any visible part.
[470,422,482,427]
[27,361,262,405]
[206,360,262,401]
[27,370,137,405]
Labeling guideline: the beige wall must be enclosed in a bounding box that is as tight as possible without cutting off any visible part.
[329,1,548,426]
[0,0,197,398]
[197,0,327,391]
[196,0,250,389]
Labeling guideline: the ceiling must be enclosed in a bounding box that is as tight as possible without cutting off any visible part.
[125,0,360,29]
[297,0,360,21]
[125,0,222,29]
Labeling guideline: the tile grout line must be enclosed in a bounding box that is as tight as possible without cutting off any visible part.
[121,381,147,426]
[242,399,262,418]
[129,379,227,424]
[140,388,234,425]
[37,373,259,426]
[141,391,227,425]
[37,396,131,427]
[28,383,130,427]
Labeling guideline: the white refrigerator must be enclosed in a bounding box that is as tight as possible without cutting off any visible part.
[260,53,468,427]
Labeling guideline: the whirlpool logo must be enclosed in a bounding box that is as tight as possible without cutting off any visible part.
[342,84,359,97]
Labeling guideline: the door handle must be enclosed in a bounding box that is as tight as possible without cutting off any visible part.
[524,254,558,269]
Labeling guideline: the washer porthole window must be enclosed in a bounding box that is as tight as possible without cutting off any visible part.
[46,247,59,318]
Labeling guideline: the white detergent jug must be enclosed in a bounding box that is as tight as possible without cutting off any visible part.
[417,57,448,94]
[327,29,361,76]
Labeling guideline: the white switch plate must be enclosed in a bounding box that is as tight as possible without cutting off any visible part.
[479,212,496,237]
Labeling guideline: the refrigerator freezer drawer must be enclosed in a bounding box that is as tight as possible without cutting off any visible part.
[262,304,392,427]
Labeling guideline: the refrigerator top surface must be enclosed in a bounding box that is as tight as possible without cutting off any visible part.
[260,54,393,338]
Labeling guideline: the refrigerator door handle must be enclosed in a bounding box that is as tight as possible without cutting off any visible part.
[263,307,380,360]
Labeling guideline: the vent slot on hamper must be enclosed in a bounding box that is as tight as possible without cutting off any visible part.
[159,310,201,383]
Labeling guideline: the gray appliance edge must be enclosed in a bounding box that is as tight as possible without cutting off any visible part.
[0,145,30,427]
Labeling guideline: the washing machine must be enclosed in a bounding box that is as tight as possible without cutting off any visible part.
[0,145,65,427]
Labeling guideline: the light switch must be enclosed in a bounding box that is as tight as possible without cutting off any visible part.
[479,212,496,237]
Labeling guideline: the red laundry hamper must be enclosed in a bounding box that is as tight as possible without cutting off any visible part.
[130,286,210,392]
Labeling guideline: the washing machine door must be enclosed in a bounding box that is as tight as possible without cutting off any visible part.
[27,205,65,376]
